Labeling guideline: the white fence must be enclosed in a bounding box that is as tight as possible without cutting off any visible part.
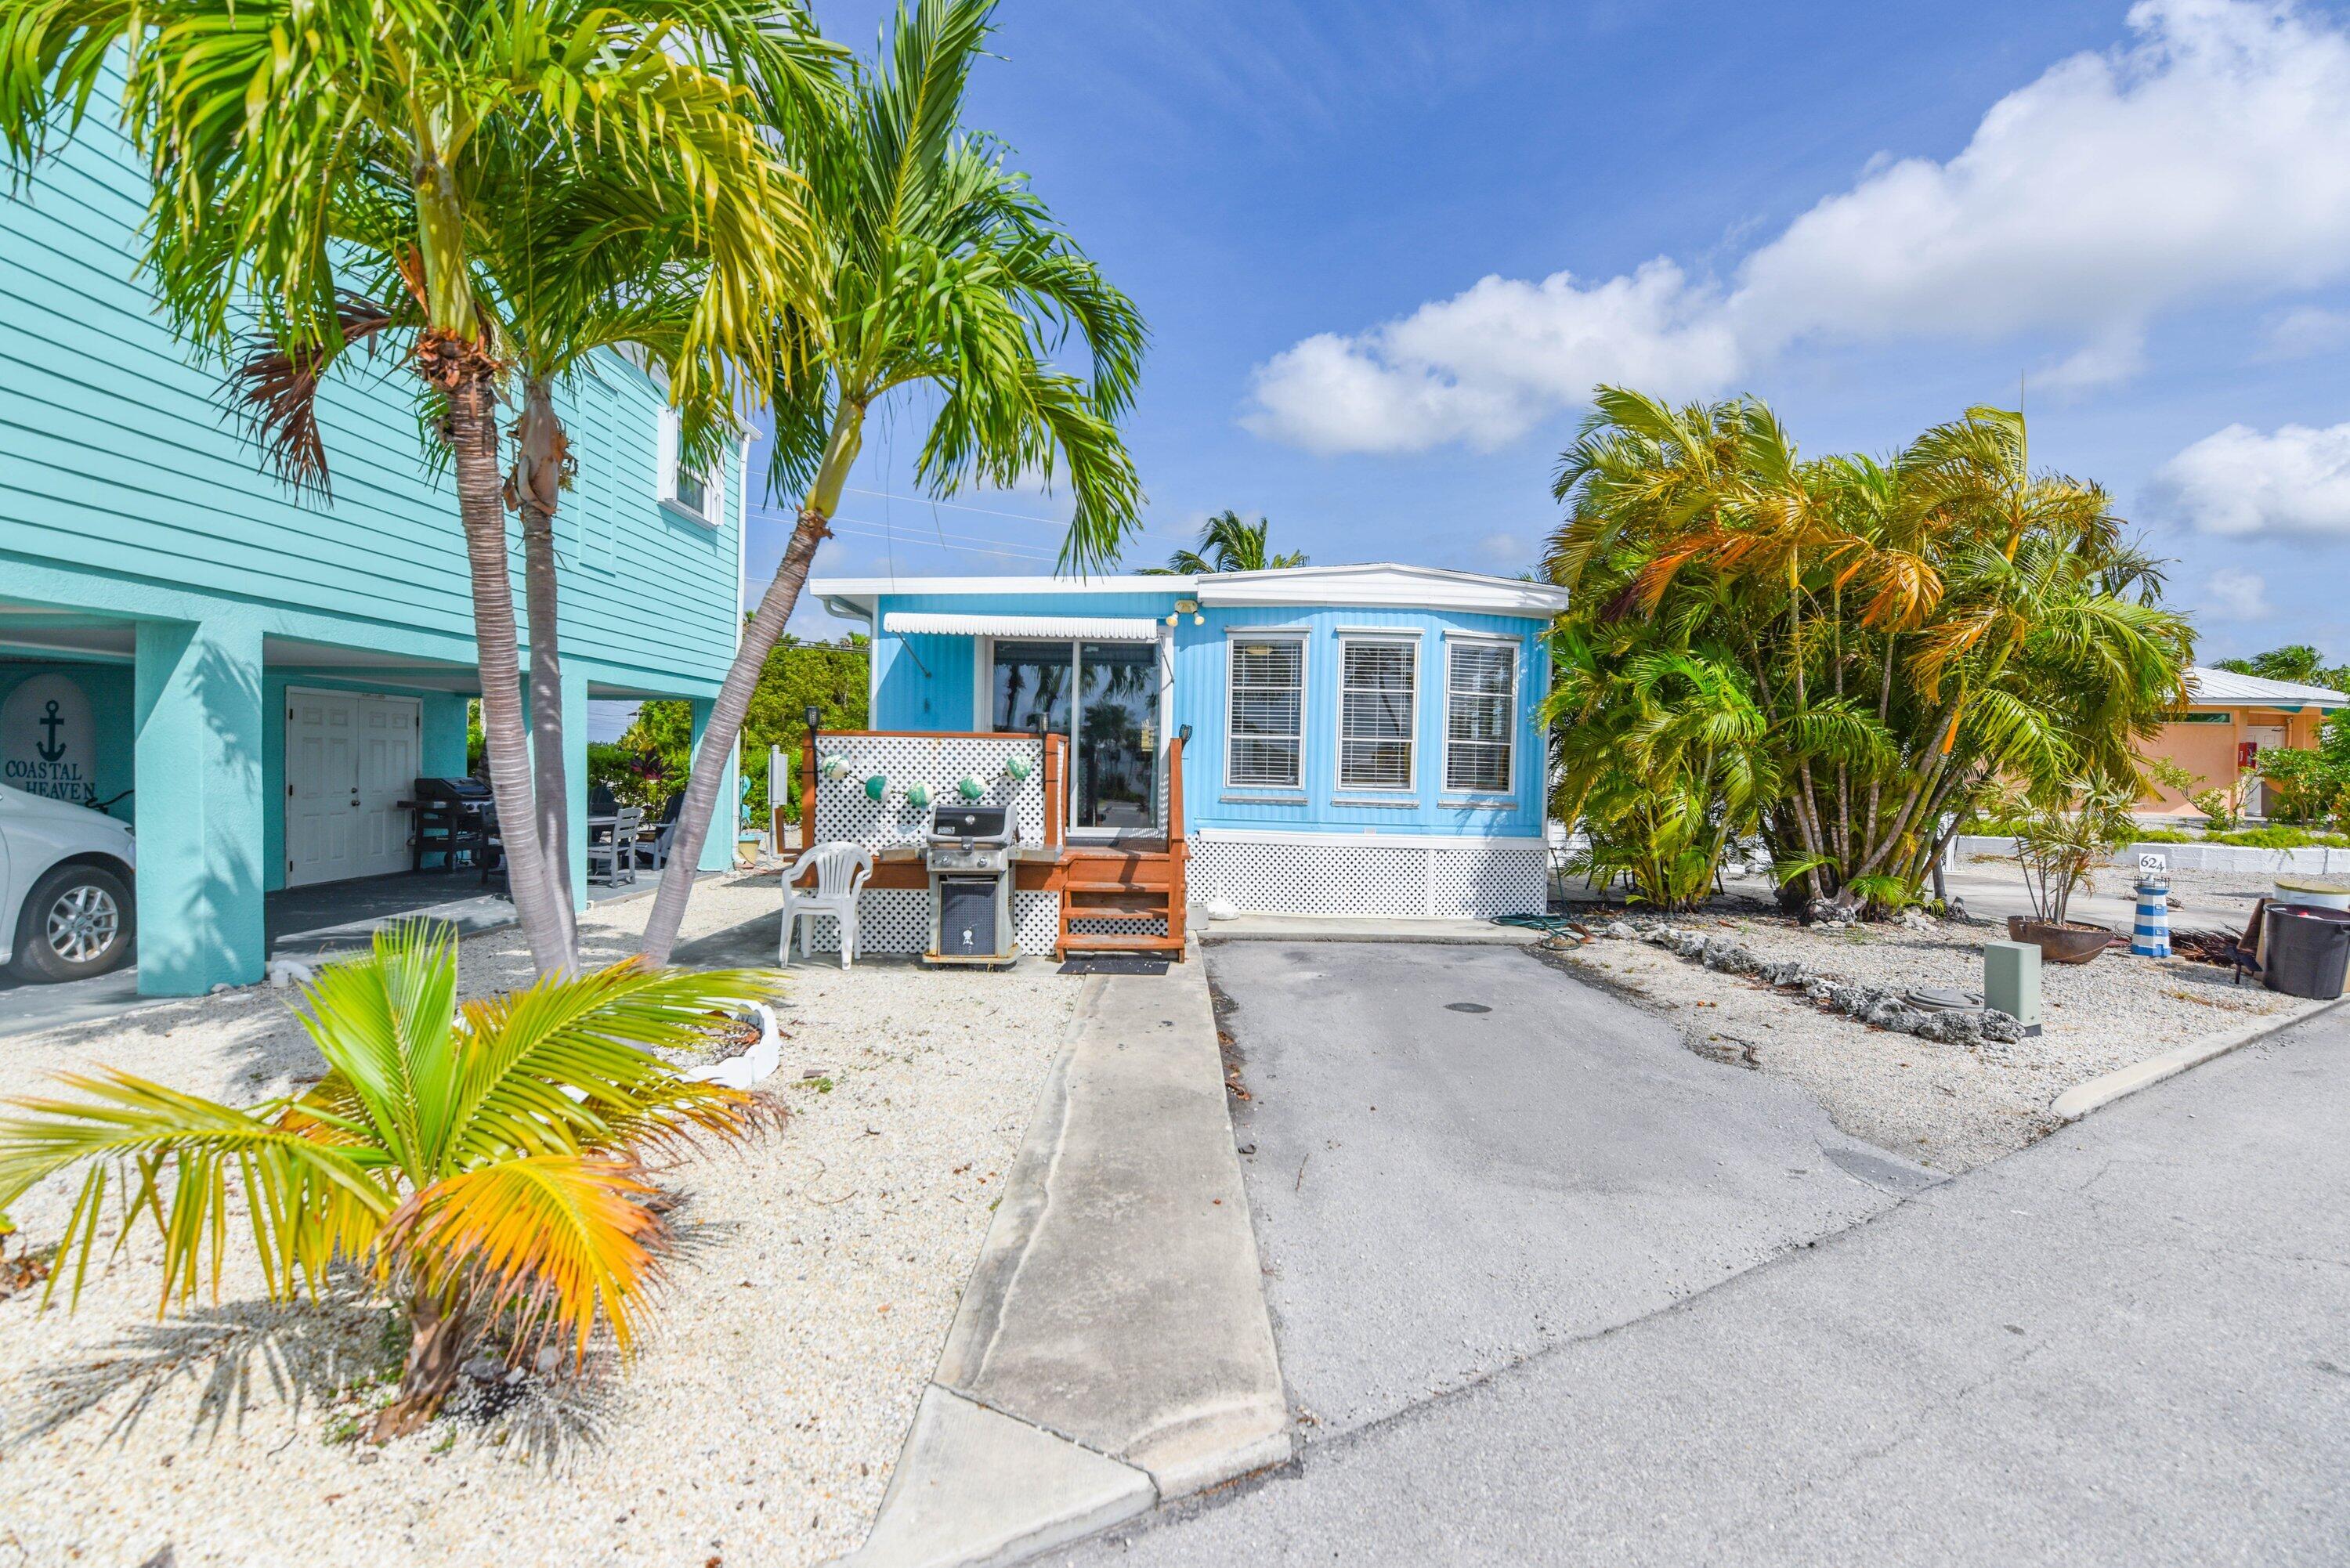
[1954,833,2350,877]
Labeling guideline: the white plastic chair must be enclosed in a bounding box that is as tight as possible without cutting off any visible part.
[781,843,873,969]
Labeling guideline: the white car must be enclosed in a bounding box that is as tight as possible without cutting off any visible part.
[1,782,137,982]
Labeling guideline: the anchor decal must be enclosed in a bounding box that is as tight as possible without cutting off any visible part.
[35,699,67,763]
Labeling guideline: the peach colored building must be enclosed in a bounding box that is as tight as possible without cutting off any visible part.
[2140,667,2350,818]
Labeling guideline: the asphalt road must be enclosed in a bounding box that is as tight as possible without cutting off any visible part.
[1054,947,2350,1566]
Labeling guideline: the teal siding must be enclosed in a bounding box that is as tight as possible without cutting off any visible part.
[862,587,1550,839]
[0,85,743,695]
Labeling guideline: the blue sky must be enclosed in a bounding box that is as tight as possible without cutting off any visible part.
[765,0,2350,664]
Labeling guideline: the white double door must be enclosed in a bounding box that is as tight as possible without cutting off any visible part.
[286,689,420,887]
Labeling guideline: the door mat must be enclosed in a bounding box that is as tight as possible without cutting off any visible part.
[1058,956,1170,977]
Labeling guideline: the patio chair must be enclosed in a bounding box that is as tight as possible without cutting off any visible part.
[478,809,504,885]
[780,842,873,970]
[636,793,687,872]
[588,805,643,887]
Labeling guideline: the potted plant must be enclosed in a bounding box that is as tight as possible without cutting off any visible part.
[2008,780,2136,963]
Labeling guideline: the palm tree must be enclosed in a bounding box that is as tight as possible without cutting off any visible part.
[0,923,781,1439]
[1546,391,2189,911]
[0,0,827,975]
[636,0,1148,963]
[1141,509,1307,574]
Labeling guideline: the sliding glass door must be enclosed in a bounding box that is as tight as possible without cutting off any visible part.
[990,639,1159,834]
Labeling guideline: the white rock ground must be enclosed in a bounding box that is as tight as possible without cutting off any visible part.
[1555,867,2318,1171]
[0,877,1082,1568]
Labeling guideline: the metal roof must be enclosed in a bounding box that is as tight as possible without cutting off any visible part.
[813,562,1571,621]
[2183,666,2350,710]
[880,611,1162,641]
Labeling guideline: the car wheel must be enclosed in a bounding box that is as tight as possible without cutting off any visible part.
[11,865,136,983]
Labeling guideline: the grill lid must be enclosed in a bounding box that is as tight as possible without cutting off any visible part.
[929,804,1013,843]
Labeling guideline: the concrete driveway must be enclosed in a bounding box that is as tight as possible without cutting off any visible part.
[1058,956,2350,1566]
[1198,940,1936,1439]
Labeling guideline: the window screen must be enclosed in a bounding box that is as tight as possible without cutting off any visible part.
[1227,638,1303,788]
[1340,639,1416,790]
[1445,641,1517,793]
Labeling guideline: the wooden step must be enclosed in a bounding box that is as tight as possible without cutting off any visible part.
[1059,930,1185,952]
[1062,897,1166,919]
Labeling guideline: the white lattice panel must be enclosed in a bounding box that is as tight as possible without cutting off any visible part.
[1430,845,1547,918]
[1191,836,1545,919]
[794,888,1059,957]
[810,734,1047,850]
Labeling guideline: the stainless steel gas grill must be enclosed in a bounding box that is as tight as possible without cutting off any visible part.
[924,803,1019,965]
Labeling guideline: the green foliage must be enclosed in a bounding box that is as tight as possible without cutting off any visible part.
[1140,511,1306,575]
[0,923,781,1431]
[1544,392,2193,914]
[2253,747,2337,823]
[2131,827,2196,844]
[622,637,869,822]
[2214,646,2350,692]
[2012,780,2138,927]
[2190,775,2250,831]
[763,0,1146,571]
[2204,826,2350,849]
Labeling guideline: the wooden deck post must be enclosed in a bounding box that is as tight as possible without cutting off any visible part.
[1166,735,1187,951]
[799,732,820,857]
[1043,733,1066,849]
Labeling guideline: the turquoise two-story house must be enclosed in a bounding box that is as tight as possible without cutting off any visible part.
[2,105,743,995]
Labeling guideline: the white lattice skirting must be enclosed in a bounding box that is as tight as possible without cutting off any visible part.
[1189,833,1546,919]
[790,888,1061,959]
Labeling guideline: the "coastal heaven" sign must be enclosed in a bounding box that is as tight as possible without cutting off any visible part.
[2,674,97,805]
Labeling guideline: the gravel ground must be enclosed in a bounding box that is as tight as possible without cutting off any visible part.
[1553,873,2318,1172]
[0,877,1082,1568]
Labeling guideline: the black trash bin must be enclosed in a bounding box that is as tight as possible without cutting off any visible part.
[2262,903,2350,999]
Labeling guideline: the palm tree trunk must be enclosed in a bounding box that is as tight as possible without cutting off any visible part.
[425,338,573,977]
[638,403,866,964]
[515,379,580,972]
[370,1286,471,1443]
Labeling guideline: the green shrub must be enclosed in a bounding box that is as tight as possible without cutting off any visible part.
[2130,827,2195,844]
[2203,826,2350,849]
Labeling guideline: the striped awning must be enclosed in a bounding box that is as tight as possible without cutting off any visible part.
[880,612,1162,641]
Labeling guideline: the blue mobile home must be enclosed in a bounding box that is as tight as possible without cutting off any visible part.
[2,102,744,995]
[809,564,1567,927]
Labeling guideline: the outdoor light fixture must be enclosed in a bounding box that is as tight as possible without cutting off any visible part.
[803,703,822,735]
[1179,724,1193,744]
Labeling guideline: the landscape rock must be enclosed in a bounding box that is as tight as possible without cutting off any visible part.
[1979,1010,2027,1044]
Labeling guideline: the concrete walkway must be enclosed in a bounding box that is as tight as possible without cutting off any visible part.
[839,957,1289,1567]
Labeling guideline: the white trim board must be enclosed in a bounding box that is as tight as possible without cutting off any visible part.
[1194,827,1547,850]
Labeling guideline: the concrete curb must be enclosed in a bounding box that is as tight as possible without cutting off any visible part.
[2048,992,2350,1122]
[832,950,1290,1568]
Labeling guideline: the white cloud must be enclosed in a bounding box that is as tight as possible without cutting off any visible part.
[2153,419,2350,537]
[2206,564,2272,617]
[1242,262,1737,455]
[2261,303,2350,358]
[1247,0,2350,453]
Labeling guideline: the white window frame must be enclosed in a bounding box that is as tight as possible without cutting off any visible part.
[657,406,724,526]
[1334,633,1419,795]
[1224,629,1308,793]
[1442,634,1519,798]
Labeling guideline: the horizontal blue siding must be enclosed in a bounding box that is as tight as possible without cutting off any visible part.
[863,589,1549,837]
[0,84,741,695]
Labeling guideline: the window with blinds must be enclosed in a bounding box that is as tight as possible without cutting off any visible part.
[1227,637,1304,788]
[1444,641,1517,793]
[1339,638,1416,791]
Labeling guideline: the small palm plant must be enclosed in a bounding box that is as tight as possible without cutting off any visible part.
[0,923,781,1440]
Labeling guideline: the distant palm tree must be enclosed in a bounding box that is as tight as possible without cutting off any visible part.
[1143,510,1307,574]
